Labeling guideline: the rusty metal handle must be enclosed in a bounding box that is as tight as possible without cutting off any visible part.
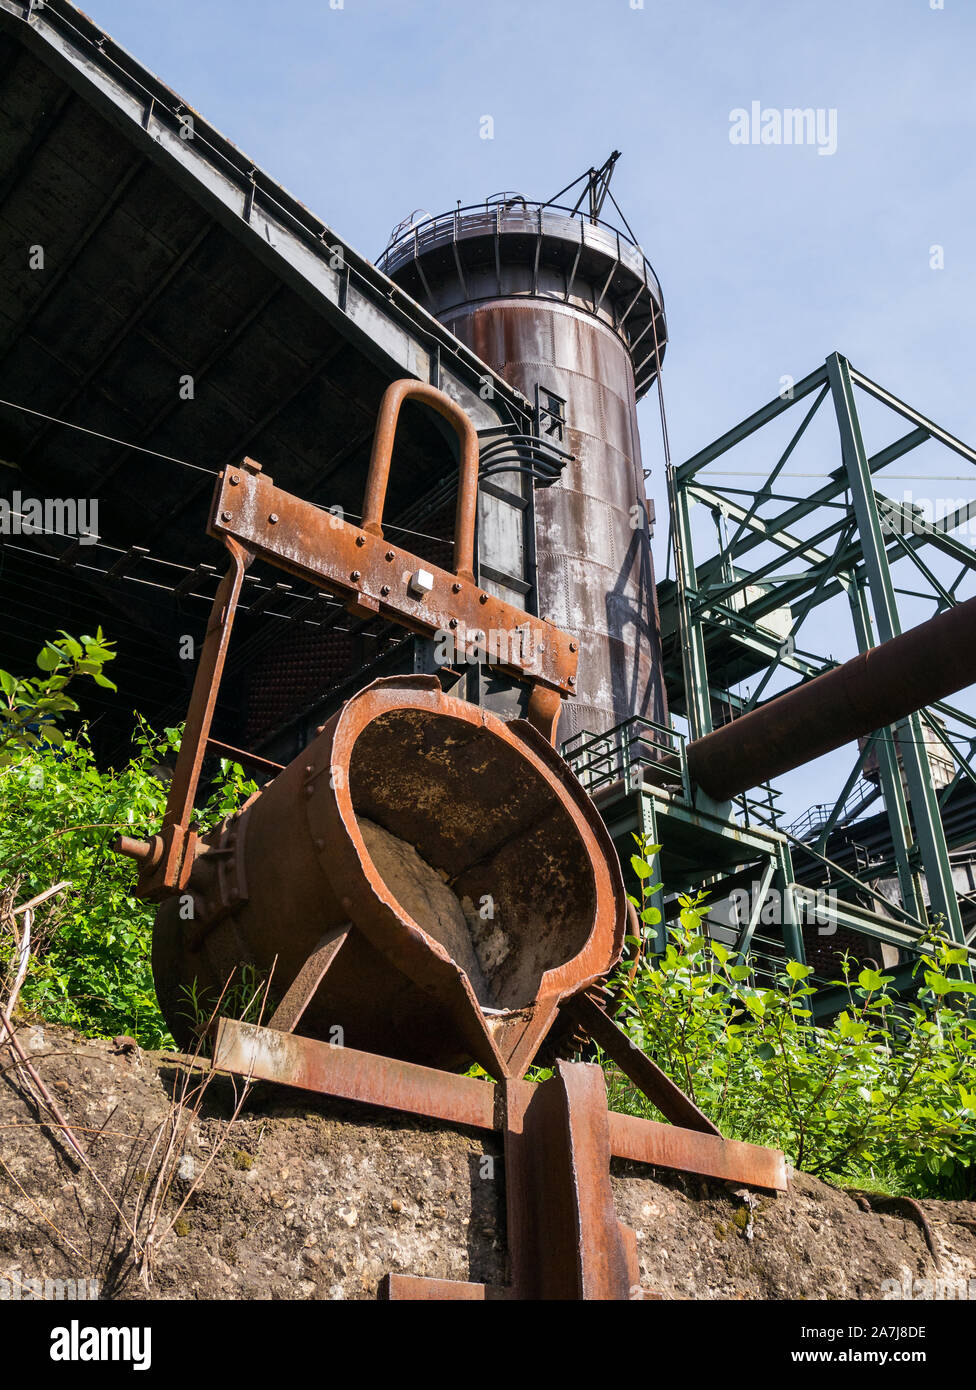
[362,380,479,585]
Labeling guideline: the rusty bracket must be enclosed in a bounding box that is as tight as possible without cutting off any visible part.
[115,537,252,899]
[267,925,351,1035]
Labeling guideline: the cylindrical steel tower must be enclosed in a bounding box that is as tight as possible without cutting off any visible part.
[378,190,669,745]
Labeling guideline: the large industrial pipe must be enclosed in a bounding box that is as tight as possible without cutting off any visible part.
[687,594,976,802]
[152,676,626,1078]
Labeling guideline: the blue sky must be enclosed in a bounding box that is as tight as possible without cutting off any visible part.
[81,0,976,815]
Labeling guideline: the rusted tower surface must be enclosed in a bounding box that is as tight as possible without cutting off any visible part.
[378,159,669,744]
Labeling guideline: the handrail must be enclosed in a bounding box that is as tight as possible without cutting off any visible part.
[377,199,664,307]
[561,716,687,798]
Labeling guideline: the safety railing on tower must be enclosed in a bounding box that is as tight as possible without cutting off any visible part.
[561,716,689,801]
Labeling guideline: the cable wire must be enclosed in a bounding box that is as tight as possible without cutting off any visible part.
[0,396,218,476]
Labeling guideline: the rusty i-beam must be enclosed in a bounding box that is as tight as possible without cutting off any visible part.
[117,381,787,1300]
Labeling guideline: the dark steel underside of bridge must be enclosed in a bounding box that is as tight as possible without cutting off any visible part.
[0,0,533,759]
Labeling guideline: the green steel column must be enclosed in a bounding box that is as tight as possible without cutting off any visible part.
[827,353,965,946]
[639,792,667,954]
[847,576,928,923]
[666,461,713,741]
[608,791,666,956]
[775,839,806,964]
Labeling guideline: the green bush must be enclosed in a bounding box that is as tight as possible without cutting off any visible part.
[0,635,256,1049]
[0,628,118,764]
[609,836,976,1197]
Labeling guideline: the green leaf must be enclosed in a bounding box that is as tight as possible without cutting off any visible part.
[857,967,891,991]
[35,645,62,672]
[924,971,955,997]
[630,855,652,879]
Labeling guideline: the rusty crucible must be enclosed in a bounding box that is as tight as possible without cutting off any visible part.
[151,674,627,1079]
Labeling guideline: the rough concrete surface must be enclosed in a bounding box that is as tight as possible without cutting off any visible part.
[1,1023,975,1301]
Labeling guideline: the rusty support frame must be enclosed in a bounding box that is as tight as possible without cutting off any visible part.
[213,1018,786,1189]
[208,462,577,696]
[213,1018,785,1300]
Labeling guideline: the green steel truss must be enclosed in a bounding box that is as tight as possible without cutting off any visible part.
[561,354,976,999]
[649,352,976,982]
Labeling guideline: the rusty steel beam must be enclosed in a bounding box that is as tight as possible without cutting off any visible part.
[687,592,976,801]
[266,925,350,1034]
[208,461,577,695]
[204,738,284,777]
[502,1061,639,1300]
[388,1060,640,1301]
[115,537,252,899]
[567,992,721,1137]
[608,1111,788,1190]
[161,538,252,840]
[213,1019,787,1190]
[381,1275,512,1300]
[213,1018,497,1131]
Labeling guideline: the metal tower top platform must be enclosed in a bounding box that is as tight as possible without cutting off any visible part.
[377,157,668,400]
